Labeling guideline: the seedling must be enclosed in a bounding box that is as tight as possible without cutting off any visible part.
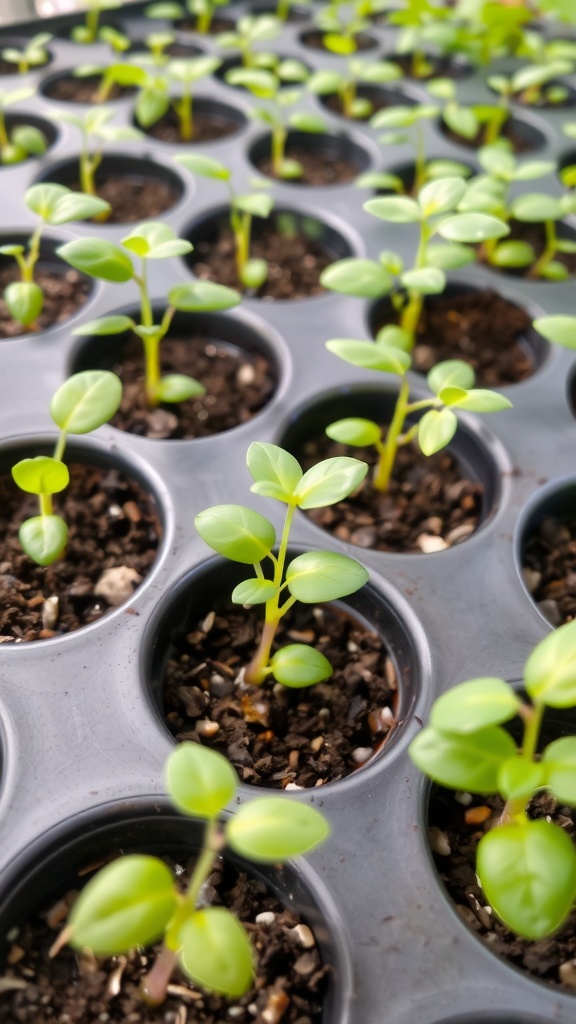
[0,32,52,74]
[216,15,282,69]
[321,176,509,345]
[410,619,576,939]
[428,77,510,148]
[176,153,274,289]
[0,183,109,330]
[226,65,325,180]
[0,88,48,166]
[70,0,122,44]
[275,0,311,21]
[52,107,143,206]
[532,313,576,353]
[58,223,241,408]
[135,56,220,141]
[72,62,147,105]
[489,58,575,108]
[11,370,122,566]
[61,743,329,1005]
[307,57,401,120]
[325,347,511,492]
[196,441,369,687]
[146,0,231,35]
[312,2,371,56]
[450,0,532,67]
[388,0,454,79]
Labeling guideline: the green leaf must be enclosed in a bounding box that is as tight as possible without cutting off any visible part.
[4,281,43,327]
[25,182,70,219]
[540,260,569,282]
[355,172,404,193]
[325,418,382,447]
[50,370,122,434]
[12,456,69,495]
[289,112,326,133]
[227,796,330,861]
[49,192,111,225]
[437,213,510,243]
[425,243,475,270]
[231,578,278,604]
[524,619,576,707]
[293,457,368,509]
[418,407,458,456]
[533,315,576,350]
[270,644,332,687]
[69,855,177,955]
[513,160,556,182]
[195,505,275,563]
[73,315,135,336]
[246,442,302,503]
[370,105,419,129]
[11,125,46,156]
[429,361,476,395]
[306,69,342,94]
[409,724,516,791]
[498,756,545,802]
[511,193,563,223]
[320,258,392,299]
[285,550,368,602]
[400,267,445,294]
[443,104,478,139]
[430,678,521,734]
[166,742,237,818]
[234,193,274,219]
[418,176,467,218]
[121,222,192,260]
[179,909,254,998]
[444,389,513,413]
[477,820,576,938]
[490,241,534,268]
[542,737,576,804]
[241,258,268,290]
[57,239,134,282]
[168,281,240,312]
[19,515,68,567]
[326,338,410,376]
[156,374,205,402]
[364,196,422,223]
[135,86,170,128]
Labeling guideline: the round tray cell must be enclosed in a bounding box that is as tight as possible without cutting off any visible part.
[249,129,371,187]
[480,219,576,282]
[183,205,354,301]
[0,436,163,643]
[515,477,576,629]
[316,83,416,122]
[33,153,186,226]
[439,112,547,153]
[0,112,57,166]
[368,281,549,388]
[135,95,247,145]
[215,53,312,89]
[143,555,422,789]
[0,231,93,340]
[39,67,138,104]
[0,36,53,75]
[299,28,378,52]
[0,799,352,1024]
[279,386,502,555]
[383,51,472,81]
[364,157,476,197]
[70,306,283,441]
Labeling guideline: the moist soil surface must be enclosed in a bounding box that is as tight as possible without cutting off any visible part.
[177,15,235,33]
[299,434,484,554]
[0,263,91,338]
[0,463,161,642]
[142,107,240,144]
[255,143,359,185]
[68,174,180,224]
[41,73,134,103]
[430,789,576,989]
[106,333,276,439]
[188,225,334,300]
[389,53,470,80]
[481,220,576,278]
[162,601,399,788]
[320,86,400,120]
[373,288,535,387]
[522,514,576,627]
[0,856,330,1023]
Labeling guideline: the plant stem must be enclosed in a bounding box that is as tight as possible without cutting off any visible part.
[53,431,68,464]
[244,502,296,684]
[40,492,54,517]
[177,88,193,142]
[271,124,287,177]
[399,220,431,344]
[373,376,410,492]
[341,80,356,119]
[86,6,99,42]
[413,123,426,193]
[234,212,251,282]
[528,219,557,279]
[500,701,544,824]
[23,223,43,283]
[0,113,8,149]
[483,104,508,145]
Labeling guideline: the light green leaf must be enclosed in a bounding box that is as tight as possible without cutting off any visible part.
[247,442,302,504]
[156,374,205,402]
[533,315,576,350]
[437,213,510,243]
[241,258,268,289]
[418,177,467,218]
[326,338,410,376]
[445,389,513,413]
[293,457,368,509]
[195,505,275,563]
[73,315,135,336]
[228,797,330,861]
[325,418,382,447]
[542,737,576,804]
[49,192,111,225]
[57,239,134,282]
[425,242,475,269]
[4,281,43,327]
[50,370,122,434]
[511,193,563,223]
[428,360,475,394]
[12,456,69,496]
[401,267,445,294]
[409,723,516,791]
[524,619,576,706]
[285,550,368,601]
[498,756,545,802]
[270,644,332,687]
[430,677,520,734]
[175,154,231,180]
[179,909,254,998]
[418,407,458,456]
[166,742,237,818]
[320,258,392,298]
[364,195,422,223]
[490,241,534,268]
[19,515,68,567]
[168,282,240,312]
[231,578,278,604]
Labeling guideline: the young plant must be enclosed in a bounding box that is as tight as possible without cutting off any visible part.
[0,183,109,331]
[226,65,325,180]
[450,0,533,67]
[69,0,122,44]
[410,618,576,939]
[175,153,274,289]
[387,0,454,78]
[0,88,48,166]
[53,107,143,204]
[146,0,231,35]
[312,2,372,56]
[12,370,122,566]
[61,743,329,1005]
[531,313,576,354]
[321,176,509,346]
[489,58,575,108]
[58,222,241,408]
[195,441,369,687]
[307,57,401,121]
[0,32,52,74]
[72,61,148,105]
[325,347,511,492]
[135,56,220,142]
[215,15,282,69]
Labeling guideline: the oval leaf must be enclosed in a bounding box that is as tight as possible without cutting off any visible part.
[437,213,510,243]
[156,374,205,403]
[286,551,368,602]
[228,797,330,861]
[524,618,576,707]
[166,742,237,818]
[195,505,275,564]
[320,259,392,298]
[364,196,421,223]
[4,281,43,326]
[409,724,516,792]
[12,456,69,496]
[325,418,382,447]
[543,737,576,804]
[57,239,134,282]
[293,457,368,509]
[418,407,458,456]
[179,908,254,998]
[50,370,122,434]
[231,578,278,604]
[247,442,302,503]
[19,515,68,566]
[270,643,332,687]
[326,338,410,376]
[430,678,521,734]
[533,315,576,350]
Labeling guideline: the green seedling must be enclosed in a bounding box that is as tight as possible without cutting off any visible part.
[11,370,122,566]
[62,743,329,1005]
[135,55,221,141]
[216,15,282,69]
[196,441,369,687]
[388,0,455,79]
[52,107,143,207]
[72,61,148,105]
[307,57,401,121]
[140,30,178,66]
[325,346,511,492]
[226,65,325,180]
[410,619,576,939]
[58,222,240,408]
[70,0,123,44]
[0,183,109,330]
[450,0,533,67]
[428,76,510,148]
[312,3,372,56]
[275,0,310,21]
[146,0,231,35]
[99,24,131,54]
[0,88,48,166]
[176,153,274,289]
[321,176,509,346]
[489,58,574,112]
[532,313,576,354]
[1,32,52,74]
[358,103,471,195]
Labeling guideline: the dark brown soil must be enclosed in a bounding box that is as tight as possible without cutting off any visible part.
[105,333,276,439]
[442,118,539,153]
[299,434,483,554]
[430,788,576,989]
[300,28,376,51]
[373,289,535,387]
[0,263,91,339]
[522,514,576,627]
[69,175,180,224]
[390,52,470,80]
[188,225,335,300]
[320,86,398,120]
[483,220,576,279]
[0,56,49,75]
[0,463,161,643]
[255,143,359,185]
[41,73,134,103]
[162,601,399,788]
[178,15,235,33]
[0,856,330,1023]
[142,106,239,144]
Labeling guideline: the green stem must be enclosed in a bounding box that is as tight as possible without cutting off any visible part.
[398,221,431,344]
[143,332,163,407]
[39,492,53,517]
[197,6,212,33]
[271,124,287,177]
[135,264,153,328]
[234,212,251,281]
[341,80,356,119]
[0,112,8,149]
[529,219,557,279]
[373,376,410,492]
[53,431,68,464]
[86,6,99,42]
[177,89,193,142]
[244,503,296,685]
[483,104,508,146]
[23,223,43,283]
[413,123,426,194]
[500,702,544,824]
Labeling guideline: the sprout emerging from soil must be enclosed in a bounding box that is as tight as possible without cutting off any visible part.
[307,56,401,121]
[52,107,144,210]
[0,32,52,73]
[410,619,576,939]
[146,0,231,35]
[134,55,221,141]
[216,14,282,69]
[196,442,369,687]
[69,0,123,44]
[0,88,48,166]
